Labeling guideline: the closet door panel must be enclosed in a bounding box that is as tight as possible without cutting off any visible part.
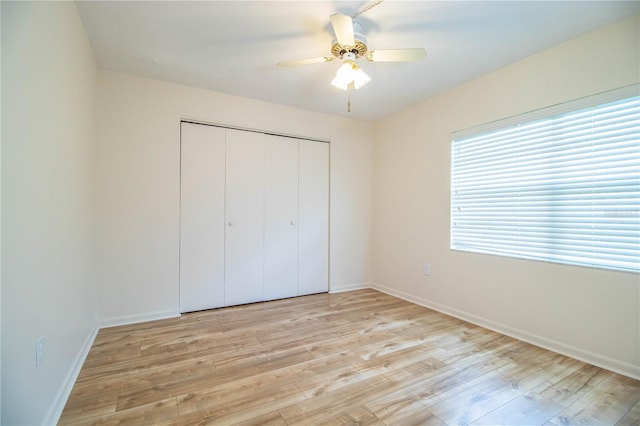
[225,129,265,306]
[179,123,226,312]
[298,141,329,295]
[264,135,299,301]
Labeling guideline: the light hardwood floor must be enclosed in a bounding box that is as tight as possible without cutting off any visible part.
[60,289,640,425]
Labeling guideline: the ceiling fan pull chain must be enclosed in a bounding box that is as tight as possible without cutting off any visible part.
[347,87,352,112]
[353,0,384,19]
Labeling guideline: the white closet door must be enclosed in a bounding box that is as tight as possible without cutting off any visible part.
[264,135,299,301]
[225,129,265,306]
[180,123,226,312]
[298,140,329,295]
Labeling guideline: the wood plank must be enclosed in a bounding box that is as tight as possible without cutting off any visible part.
[545,374,640,425]
[615,400,640,426]
[471,393,565,425]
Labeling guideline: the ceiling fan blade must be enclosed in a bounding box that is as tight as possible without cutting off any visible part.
[366,48,427,62]
[330,13,355,47]
[277,56,335,67]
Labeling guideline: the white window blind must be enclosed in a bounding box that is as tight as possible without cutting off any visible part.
[451,86,640,273]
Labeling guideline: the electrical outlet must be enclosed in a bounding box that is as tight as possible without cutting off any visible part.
[423,263,431,276]
[36,336,44,366]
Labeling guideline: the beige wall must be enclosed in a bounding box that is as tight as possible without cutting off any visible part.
[95,71,373,324]
[1,2,99,424]
[372,14,640,378]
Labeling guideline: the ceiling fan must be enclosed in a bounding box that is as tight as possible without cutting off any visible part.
[277,11,426,93]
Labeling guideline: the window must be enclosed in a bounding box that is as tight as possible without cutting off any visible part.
[451,85,639,273]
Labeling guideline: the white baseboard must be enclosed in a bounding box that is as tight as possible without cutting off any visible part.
[329,281,372,293]
[100,309,180,328]
[45,323,99,426]
[370,282,640,380]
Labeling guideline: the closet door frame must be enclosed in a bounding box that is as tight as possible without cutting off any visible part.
[179,121,330,311]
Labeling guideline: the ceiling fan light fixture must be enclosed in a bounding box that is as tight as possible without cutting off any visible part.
[352,66,371,89]
[331,54,370,91]
[331,60,355,90]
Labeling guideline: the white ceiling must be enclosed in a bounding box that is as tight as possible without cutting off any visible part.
[76,1,638,121]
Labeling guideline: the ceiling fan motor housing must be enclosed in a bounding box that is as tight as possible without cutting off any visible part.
[331,22,368,58]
